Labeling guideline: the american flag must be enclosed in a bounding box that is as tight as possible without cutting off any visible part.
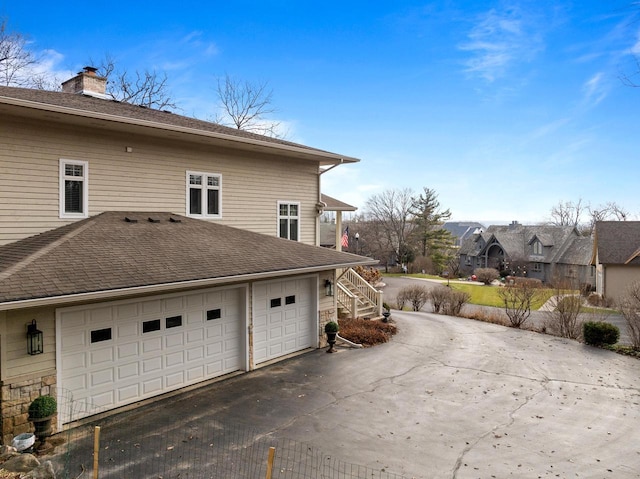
[340,227,349,248]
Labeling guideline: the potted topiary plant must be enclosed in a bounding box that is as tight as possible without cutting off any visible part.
[28,395,57,444]
[382,302,391,322]
[324,321,339,353]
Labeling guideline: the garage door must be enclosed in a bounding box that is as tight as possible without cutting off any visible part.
[57,287,245,422]
[253,276,315,364]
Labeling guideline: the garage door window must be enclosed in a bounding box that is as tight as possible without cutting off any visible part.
[270,298,281,308]
[143,319,161,333]
[166,315,183,328]
[207,309,222,320]
[91,328,112,343]
[285,295,296,305]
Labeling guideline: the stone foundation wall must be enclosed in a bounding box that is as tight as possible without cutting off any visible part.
[0,373,56,445]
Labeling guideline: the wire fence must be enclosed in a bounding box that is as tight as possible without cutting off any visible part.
[44,390,408,479]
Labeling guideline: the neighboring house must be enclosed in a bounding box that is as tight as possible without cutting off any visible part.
[0,68,375,443]
[442,221,485,247]
[592,221,640,303]
[459,221,594,286]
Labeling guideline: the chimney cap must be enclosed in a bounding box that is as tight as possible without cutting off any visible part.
[81,66,99,75]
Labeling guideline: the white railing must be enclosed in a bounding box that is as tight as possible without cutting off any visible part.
[336,268,383,318]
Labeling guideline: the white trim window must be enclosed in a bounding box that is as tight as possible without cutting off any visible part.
[59,159,88,218]
[532,262,542,272]
[187,171,221,218]
[278,201,300,241]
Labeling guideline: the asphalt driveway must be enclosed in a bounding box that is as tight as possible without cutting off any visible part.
[56,309,640,478]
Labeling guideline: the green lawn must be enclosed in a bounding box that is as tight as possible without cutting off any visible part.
[448,283,553,310]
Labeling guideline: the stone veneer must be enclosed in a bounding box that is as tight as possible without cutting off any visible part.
[319,307,337,347]
[0,373,56,445]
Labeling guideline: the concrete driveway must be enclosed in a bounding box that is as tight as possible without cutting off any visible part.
[58,310,640,478]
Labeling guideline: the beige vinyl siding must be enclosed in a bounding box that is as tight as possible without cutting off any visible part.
[0,307,56,381]
[603,265,640,303]
[0,115,319,246]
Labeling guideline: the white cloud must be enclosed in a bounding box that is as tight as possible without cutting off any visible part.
[582,72,608,106]
[459,6,544,82]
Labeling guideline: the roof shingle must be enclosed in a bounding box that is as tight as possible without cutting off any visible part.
[0,212,374,304]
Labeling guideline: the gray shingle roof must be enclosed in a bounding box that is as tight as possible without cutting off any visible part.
[320,194,357,212]
[0,212,375,304]
[595,221,640,265]
[0,85,358,163]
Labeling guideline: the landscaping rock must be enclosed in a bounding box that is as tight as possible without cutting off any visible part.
[24,460,55,479]
[1,453,40,472]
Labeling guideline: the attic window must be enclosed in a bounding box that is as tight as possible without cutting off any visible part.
[533,241,543,255]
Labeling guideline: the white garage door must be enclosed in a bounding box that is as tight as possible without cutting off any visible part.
[253,276,316,364]
[57,287,245,422]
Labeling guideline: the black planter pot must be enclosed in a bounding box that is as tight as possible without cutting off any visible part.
[326,331,337,353]
[382,312,390,323]
[29,415,54,443]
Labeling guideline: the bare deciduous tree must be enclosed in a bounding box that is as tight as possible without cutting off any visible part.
[548,199,585,228]
[0,18,52,88]
[364,188,416,268]
[498,280,541,328]
[214,74,283,137]
[543,278,583,339]
[92,54,178,111]
[619,280,640,349]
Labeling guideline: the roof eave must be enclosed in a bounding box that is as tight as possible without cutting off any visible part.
[0,259,377,311]
[0,95,360,166]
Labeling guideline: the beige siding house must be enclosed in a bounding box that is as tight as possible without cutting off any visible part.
[592,221,640,304]
[0,69,375,444]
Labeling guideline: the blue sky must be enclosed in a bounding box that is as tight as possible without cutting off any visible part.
[3,1,639,224]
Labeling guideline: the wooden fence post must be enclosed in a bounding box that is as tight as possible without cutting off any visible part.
[265,446,276,479]
[93,426,101,479]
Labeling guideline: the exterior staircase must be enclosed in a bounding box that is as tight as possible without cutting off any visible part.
[336,268,383,319]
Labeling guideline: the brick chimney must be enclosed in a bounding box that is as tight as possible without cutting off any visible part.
[61,66,109,99]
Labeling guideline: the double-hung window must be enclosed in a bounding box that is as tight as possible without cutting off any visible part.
[533,241,543,255]
[187,171,221,218]
[278,201,299,241]
[59,159,88,218]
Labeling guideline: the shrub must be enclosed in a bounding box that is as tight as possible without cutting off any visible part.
[428,286,470,316]
[583,321,619,346]
[397,285,430,311]
[338,318,397,346]
[354,266,382,286]
[498,282,541,328]
[28,395,57,419]
[324,321,339,333]
[474,268,500,285]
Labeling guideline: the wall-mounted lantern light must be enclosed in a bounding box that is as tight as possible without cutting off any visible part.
[27,320,43,355]
[324,279,334,297]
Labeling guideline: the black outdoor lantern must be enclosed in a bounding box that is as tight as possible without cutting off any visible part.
[27,319,43,355]
[324,279,334,297]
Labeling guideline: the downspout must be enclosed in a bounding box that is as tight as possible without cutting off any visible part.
[318,160,344,250]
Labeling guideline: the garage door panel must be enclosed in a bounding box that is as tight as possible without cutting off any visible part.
[142,337,162,353]
[90,348,113,365]
[166,371,185,388]
[143,377,163,395]
[91,368,114,387]
[118,384,140,402]
[59,286,245,422]
[165,351,184,368]
[143,356,162,373]
[253,277,315,364]
[117,342,138,359]
[118,362,139,380]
